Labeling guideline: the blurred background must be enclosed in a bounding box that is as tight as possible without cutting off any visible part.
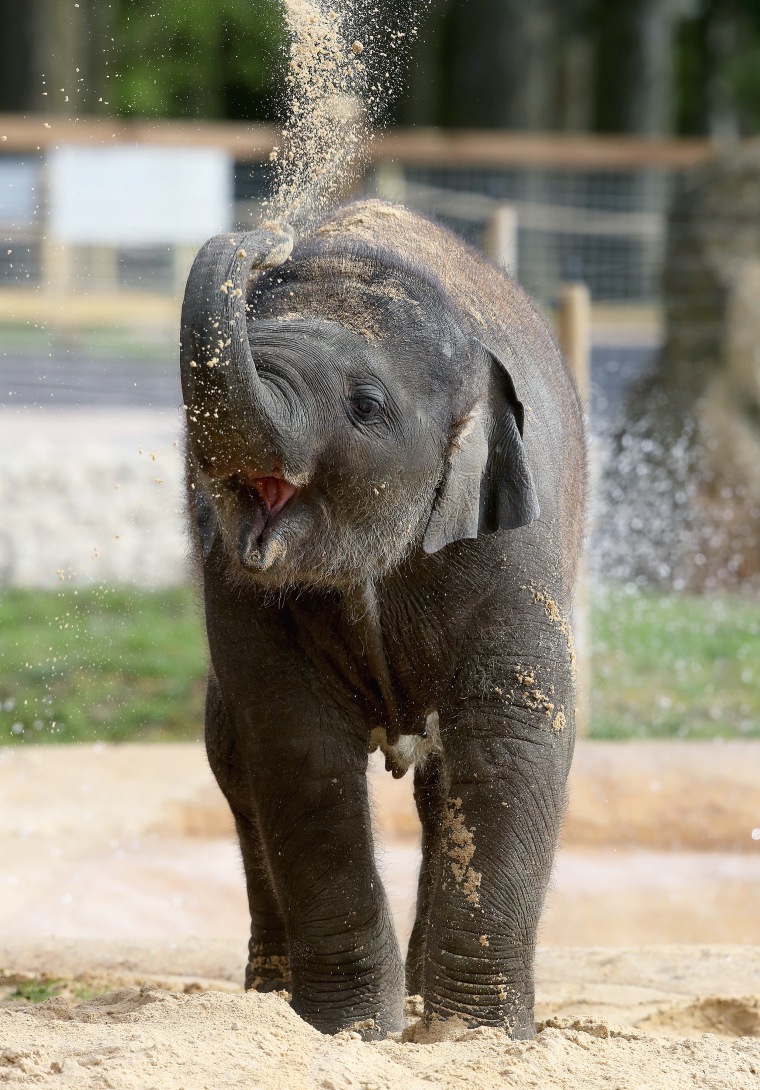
[0,1,759,959]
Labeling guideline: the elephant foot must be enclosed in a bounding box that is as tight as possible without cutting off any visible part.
[245,946,291,992]
[246,974,291,993]
[421,998,535,1039]
[290,992,404,1039]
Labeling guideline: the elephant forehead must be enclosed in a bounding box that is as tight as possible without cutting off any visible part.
[248,318,446,385]
[252,279,394,341]
[250,256,461,349]
[248,319,374,370]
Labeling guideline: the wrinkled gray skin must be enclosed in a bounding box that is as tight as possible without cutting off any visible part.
[180,200,585,1040]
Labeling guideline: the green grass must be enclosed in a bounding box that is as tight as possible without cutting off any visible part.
[9,980,64,1003]
[6,979,103,1004]
[0,586,206,745]
[591,584,760,740]
[1,583,758,745]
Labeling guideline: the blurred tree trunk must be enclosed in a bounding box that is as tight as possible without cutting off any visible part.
[0,0,112,114]
[400,0,454,126]
[678,0,745,140]
[0,2,37,110]
[443,0,560,129]
[604,151,760,591]
[556,16,596,132]
[594,0,680,135]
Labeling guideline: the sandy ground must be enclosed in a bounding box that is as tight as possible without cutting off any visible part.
[1,741,759,1087]
[1,741,758,945]
[1,946,759,1088]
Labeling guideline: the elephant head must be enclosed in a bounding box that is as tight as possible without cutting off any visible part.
[181,221,539,591]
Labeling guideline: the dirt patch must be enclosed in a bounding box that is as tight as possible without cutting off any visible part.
[525,582,577,674]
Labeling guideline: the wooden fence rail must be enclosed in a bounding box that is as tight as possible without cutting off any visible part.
[1,114,717,171]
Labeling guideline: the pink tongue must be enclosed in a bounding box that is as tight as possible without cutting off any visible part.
[256,477,296,517]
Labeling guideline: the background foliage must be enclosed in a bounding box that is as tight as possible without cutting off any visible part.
[115,0,284,120]
[112,0,760,135]
[5,0,760,135]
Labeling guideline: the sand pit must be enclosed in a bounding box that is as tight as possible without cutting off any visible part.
[1,942,760,1087]
[2,742,759,946]
[2,967,760,1089]
[1,742,759,1086]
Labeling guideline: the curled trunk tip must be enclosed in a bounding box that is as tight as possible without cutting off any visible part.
[179,224,295,416]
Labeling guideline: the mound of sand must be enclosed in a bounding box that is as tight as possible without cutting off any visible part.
[2,742,759,1086]
[1,942,759,1088]
[2,983,759,1090]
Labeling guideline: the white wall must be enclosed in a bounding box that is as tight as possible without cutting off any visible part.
[48,146,233,246]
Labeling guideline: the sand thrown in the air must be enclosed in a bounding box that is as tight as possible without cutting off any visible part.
[269,0,365,224]
[2,986,759,1089]
[267,0,428,227]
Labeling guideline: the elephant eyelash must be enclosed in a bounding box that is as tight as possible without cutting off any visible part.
[347,401,383,426]
[346,386,387,425]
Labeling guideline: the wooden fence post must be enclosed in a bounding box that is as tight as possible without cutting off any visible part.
[90,245,120,293]
[42,237,71,300]
[373,160,407,203]
[556,282,591,402]
[556,282,591,738]
[483,202,518,276]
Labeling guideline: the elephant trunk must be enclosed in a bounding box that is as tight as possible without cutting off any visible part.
[180,225,294,461]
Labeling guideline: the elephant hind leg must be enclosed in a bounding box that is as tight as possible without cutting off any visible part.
[406,750,446,996]
[205,676,289,991]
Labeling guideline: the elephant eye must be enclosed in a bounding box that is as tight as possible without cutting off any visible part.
[349,394,382,423]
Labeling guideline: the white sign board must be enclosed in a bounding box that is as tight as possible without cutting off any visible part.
[48,146,233,245]
[0,158,41,226]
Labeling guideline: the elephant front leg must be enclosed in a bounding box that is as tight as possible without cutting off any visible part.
[234,813,290,992]
[421,705,574,1038]
[247,722,404,1037]
[204,676,289,992]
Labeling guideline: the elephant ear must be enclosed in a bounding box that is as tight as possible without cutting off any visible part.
[422,340,540,554]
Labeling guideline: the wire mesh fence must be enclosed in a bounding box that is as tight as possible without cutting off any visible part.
[0,127,707,310]
[373,165,674,304]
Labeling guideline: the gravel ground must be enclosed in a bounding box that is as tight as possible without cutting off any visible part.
[0,409,187,587]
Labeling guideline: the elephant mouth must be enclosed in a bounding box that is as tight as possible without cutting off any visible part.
[250,475,298,519]
[233,472,299,569]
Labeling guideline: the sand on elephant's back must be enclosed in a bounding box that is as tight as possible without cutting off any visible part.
[2,980,759,1090]
[313,200,545,343]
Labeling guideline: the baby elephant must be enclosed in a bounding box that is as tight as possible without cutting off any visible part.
[180,200,585,1039]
